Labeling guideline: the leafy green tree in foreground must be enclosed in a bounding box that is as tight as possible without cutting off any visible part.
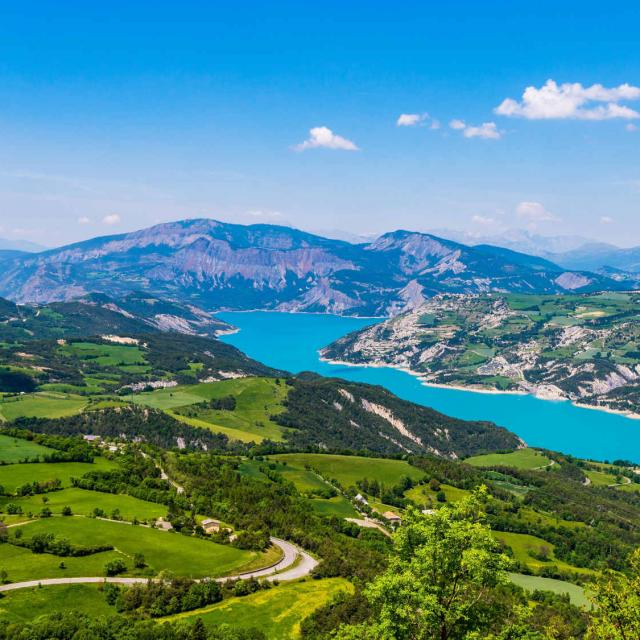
[586,547,640,640]
[334,487,512,640]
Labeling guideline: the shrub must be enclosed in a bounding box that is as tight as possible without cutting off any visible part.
[104,558,127,576]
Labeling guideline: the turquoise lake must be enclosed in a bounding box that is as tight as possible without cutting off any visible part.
[218,311,640,463]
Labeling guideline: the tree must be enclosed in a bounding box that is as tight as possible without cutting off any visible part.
[133,552,146,568]
[587,548,640,639]
[334,488,512,640]
[190,618,208,640]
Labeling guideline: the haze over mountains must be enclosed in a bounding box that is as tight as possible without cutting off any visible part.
[434,228,640,275]
[0,218,633,317]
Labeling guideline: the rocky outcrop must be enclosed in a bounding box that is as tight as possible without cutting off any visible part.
[322,292,640,415]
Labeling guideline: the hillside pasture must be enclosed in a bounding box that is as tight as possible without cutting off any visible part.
[0,584,114,624]
[14,516,264,579]
[270,453,425,489]
[0,542,127,583]
[166,578,353,639]
[0,488,166,522]
[127,377,289,442]
[0,434,56,463]
[404,483,471,506]
[309,496,358,518]
[0,392,87,421]
[494,531,595,576]
[60,342,146,368]
[465,448,552,470]
[0,457,117,493]
[508,572,589,608]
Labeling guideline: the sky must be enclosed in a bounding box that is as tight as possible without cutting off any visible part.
[0,1,639,248]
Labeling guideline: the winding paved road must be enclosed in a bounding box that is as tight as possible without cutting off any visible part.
[0,537,317,593]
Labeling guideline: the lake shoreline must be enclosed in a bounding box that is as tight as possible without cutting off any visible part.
[319,355,640,422]
[220,311,640,463]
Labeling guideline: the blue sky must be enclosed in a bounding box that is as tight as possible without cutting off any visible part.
[0,1,639,247]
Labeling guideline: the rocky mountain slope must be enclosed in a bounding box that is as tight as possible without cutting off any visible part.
[0,291,232,341]
[322,292,640,415]
[0,219,623,316]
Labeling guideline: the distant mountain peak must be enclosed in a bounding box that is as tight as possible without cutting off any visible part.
[0,218,625,316]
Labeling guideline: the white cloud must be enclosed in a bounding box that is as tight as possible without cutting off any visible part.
[627,123,638,132]
[246,209,283,219]
[600,216,614,224]
[463,122,501,139]
[77,216,91,225]
[102,214,121,225]
[397,113,425,126]
[449,119,502,139]
[396,112,436,127]
[472,215,497,226]
[293,126,359,151]
[495,80,640,120]
[516,201,559,224]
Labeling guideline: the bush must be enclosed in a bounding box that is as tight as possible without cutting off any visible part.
[104,558,127,576]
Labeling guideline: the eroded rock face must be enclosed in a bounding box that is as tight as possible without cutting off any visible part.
[321,292,640,414]
[0,219,620,315]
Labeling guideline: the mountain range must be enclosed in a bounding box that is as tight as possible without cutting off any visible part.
[0,219,627,317]
[434,228,640,275]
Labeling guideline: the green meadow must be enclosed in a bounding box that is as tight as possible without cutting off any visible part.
[60,342,147,367]
[0,434,56,463]
[465,448,552,470]
[309,496,358,518]
[584,468,618,487]
[270,453,425,489]
[508,572,589,608]
[126,377,290,442]
[12,516,262,579]
[166,578,353,639]
[0,392,87,421]
[0,457,117,492]
[0,584,113,624]
[0,487,167,522]
[0,542,128,583]
[494,531,595,577]
[405,483,471,506]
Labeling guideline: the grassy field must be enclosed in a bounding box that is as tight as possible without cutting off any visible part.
[494,531,595,576]
[0,457,117,492]
[61,341,146,367]
[0,584,113,624]
[509,572,589,608]
[584,468,617,487]
[270,454,425,489]
[268,461,329,494]
[0,434,56,463]
[127,377,289,442]
[166,578,353,639]
[517,506,587,531]
[465,448,552,470]
[12,516,262,579]
[0,541,128,583]
[0,392,87,421]
[405,483,471,506]
[309,496,358,518]
[0,488,167,522]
